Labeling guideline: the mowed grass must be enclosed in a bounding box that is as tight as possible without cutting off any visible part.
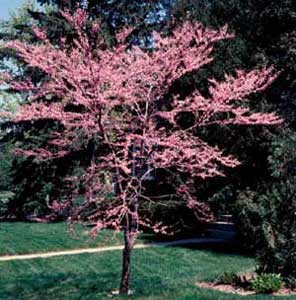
[0,222,295,300]
[0,222,126,255]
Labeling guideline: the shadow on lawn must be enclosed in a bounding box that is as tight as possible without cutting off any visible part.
[173,241,249,256]
[3,271,119,299]
[2,271,169,300]
[141,233,250,257]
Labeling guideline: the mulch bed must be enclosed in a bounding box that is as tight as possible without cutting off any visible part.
[196,282,296,296]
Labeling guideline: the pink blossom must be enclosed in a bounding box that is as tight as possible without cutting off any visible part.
[0,9,282,238]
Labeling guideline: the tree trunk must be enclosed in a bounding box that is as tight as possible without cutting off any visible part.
[119,199,138,294]
[119,227,134,294]
[119,142,139,294]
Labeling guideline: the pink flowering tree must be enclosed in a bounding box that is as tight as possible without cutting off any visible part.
[0,9,281,294]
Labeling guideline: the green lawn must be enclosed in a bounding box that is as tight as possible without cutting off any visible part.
[0,222,156,255]
[0,222,125,255]
[0,222,295,300]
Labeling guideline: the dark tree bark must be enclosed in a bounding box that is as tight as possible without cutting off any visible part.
[119,227,134,294]
[119,200,138,294]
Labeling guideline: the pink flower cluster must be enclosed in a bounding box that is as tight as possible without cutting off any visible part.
[0,8,282,236]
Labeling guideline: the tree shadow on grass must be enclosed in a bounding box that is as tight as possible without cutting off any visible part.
[173,240,250,256]
[1,271,171,300]
[2,271,119,300]
[141,233,251,257]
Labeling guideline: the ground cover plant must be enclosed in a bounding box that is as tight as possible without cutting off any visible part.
[251,273,283,294]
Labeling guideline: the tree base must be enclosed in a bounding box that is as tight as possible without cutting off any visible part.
[111,289,134,295]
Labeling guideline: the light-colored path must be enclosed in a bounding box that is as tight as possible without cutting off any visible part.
[0,237,225,262]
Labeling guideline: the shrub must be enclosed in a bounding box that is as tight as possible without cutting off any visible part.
[285,276,296,290]
[217,272,238,285]
[0,192,14,215]
[236,180,296,279]
[217,271,255,288]
[235,130,296,282]
[251,273,282,294]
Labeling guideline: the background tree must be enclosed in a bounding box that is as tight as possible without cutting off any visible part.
[172,0,296,285]
[29,0,176,48]
[172,0,295,215]
[0,2,92,219]
[235,129,296,285]
[1,9,281,293]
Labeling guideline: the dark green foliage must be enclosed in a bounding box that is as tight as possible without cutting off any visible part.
[0,3,95,219]
[0,142,13,192]
[236,180,296,277]
[285,276,296,290]
[36,0,175,48]
[217,271,254,289]
[174,0,296,123]
[171,1,296,282]
[234,130,296,280]
[169,0,284,231]
[267,129,296,179]
[0,192,14,216]
[251,273,282,294]
[217,271,239,285]
[256,183,296,279]
[201,125,275,220]
[171,0,296,193]
[1,118,100,219]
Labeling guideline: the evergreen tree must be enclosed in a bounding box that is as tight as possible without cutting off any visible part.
[0,2,86,219]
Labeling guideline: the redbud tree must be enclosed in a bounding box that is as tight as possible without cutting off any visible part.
[0,9,281,294]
